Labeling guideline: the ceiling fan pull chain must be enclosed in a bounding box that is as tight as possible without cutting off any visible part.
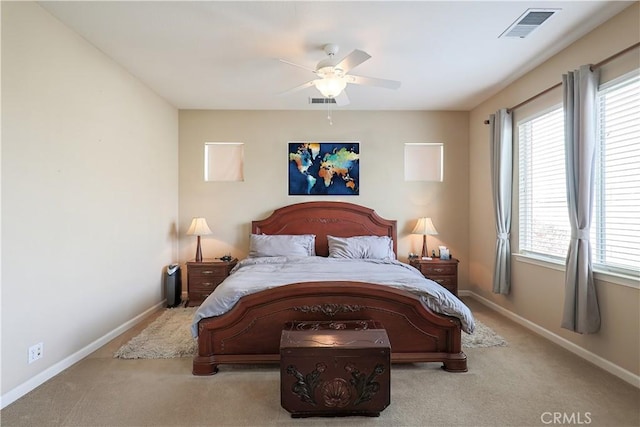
[327,99,333,125]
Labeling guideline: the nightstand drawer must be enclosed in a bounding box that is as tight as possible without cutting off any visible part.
[189,277,224,292]
[429,276,456,288]
[189,267,227,279]
[418,264,457,276]
[189,272,226,282]
[189,290,214,302]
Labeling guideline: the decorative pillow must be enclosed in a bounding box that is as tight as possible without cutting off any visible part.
[327,235,395,260]
[249,234,316,257]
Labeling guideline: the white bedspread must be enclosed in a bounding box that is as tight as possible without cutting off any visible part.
[191,256,475,337]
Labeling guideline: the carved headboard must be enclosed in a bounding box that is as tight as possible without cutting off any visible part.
[251,201,397,257]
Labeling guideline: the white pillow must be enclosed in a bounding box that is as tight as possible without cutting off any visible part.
[249,234,316,257]
[327,235,395,260]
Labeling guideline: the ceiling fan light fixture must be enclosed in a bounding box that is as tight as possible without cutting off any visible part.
[279,43,400,102]
[315,76,347,98]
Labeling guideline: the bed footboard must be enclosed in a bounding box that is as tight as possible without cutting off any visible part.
[193,282,466,375]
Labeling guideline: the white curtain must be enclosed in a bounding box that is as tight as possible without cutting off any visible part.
[489,109,512,295]
[561,65,601,334]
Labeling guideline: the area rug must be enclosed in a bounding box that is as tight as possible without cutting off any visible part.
[114,306,197,359]
[464,319,508,348]
[114,307,506,359]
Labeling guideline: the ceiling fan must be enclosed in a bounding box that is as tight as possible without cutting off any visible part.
[279,43,401,105]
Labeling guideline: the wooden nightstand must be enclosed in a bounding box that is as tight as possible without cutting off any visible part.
[186,258,237,307]
[409,257,459,296]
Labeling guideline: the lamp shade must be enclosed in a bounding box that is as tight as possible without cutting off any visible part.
[186,217,212,236]
[411,217,438,236]
[315,77,347,98]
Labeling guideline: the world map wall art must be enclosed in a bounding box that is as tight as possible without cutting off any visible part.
[288,141,360,196]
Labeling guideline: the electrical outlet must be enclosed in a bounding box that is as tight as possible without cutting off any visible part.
[28,342,43,364]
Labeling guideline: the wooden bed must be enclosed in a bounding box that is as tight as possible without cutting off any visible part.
[193,201,467,375]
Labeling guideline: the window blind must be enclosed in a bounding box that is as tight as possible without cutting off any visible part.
[518,107,569,259]
[595,73,640,274]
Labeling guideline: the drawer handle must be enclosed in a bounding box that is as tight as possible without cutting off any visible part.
[434,268,445,273]
[201,282,215,287]
[434,279,444,284]
[201,270,215,274]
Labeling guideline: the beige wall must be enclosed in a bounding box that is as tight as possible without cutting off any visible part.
[1,2,179,399]
[179,110,470,282]
[469,3,639,377]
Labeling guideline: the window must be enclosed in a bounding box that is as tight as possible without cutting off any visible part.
[518,107,568,259]
[404,143,444,182]
[594,72,640,274]
[204,142,244,182]
[518,71,640,277]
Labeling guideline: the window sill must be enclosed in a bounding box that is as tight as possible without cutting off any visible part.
[513,253,639,290]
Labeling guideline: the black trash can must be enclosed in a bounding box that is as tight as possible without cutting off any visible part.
[165,264,182,308]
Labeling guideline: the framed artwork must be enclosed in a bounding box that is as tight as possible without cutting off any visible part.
[288,141,360,195]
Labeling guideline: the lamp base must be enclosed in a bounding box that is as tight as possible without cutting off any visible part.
[421,235,428,259]
[195,236,203,262]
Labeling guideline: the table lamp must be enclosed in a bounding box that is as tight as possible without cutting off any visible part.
[187,217,212,262]
[411,217,438,259]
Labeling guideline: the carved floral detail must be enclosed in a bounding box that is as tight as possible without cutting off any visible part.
[346,363,385,406]
[329,322,347,330]
[293,304,363,317]
[304,218,341,223]
[286,363,326,405]
[294,321,368,331]
[286,361,386,408]
[321,378,351,407]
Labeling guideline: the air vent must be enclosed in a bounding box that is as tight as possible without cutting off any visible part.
[499,8,559,39]
[309,97,336,104]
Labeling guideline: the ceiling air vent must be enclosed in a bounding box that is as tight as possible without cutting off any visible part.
[499,8,559,39]
[309,97,336,104]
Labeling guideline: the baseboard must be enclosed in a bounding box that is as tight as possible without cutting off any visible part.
[459,290,640,389]
[0,301,166,410]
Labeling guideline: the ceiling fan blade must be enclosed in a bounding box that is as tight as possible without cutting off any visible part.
[348,75,401,90]
[336,49,371,73]
[278,80,316,96]
[278,59,316,73]
[334,90,350,106]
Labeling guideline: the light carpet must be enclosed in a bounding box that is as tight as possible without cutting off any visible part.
[114,306,506,359]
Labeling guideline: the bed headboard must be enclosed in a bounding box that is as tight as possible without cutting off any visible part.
[252,201,397,257]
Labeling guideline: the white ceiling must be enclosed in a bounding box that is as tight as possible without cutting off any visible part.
[39,1,634,111]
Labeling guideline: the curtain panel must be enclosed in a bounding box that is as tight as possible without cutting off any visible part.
[561,65,601,334]
[489,109,513,295]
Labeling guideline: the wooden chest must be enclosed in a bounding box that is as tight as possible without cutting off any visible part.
[280,320,390,418]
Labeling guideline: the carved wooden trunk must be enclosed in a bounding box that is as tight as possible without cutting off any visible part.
[280,320,390,418]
